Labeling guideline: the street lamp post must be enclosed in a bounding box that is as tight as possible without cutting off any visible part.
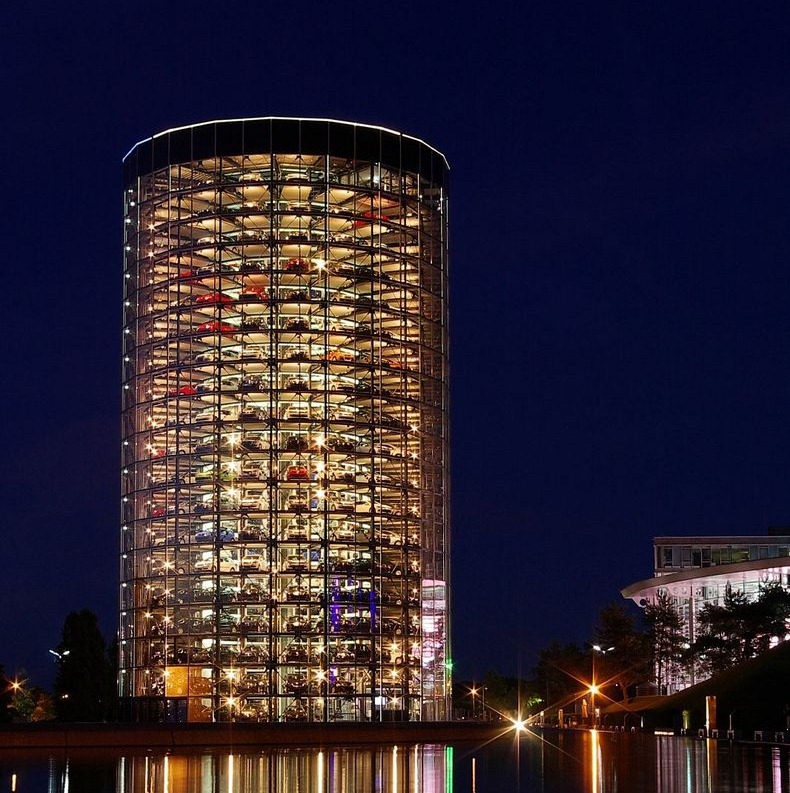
[590,645,613,728]
[469,685,488,720]
[48,649,70,661]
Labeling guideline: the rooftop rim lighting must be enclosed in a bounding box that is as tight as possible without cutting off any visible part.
[121,117,449,168]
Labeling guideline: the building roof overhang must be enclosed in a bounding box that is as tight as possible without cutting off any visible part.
[621,557,790,601]
[654,535,790,545]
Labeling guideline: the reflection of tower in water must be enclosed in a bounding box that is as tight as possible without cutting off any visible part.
[119,119,450,723]
[117,747,451,793]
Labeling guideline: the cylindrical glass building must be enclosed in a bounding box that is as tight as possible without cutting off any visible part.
[120,118,450,723]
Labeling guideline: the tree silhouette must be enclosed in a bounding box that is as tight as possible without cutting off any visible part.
[593,604,652,699]
[54,610,115,721]
[0,665,13,723]
[691,583,790,677]
[643,592,686,693]
[533,641,588,711]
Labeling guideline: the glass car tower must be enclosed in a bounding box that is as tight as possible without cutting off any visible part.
[120,118,450,723]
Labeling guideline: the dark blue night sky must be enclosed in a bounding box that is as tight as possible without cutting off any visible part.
[3,1,790,687]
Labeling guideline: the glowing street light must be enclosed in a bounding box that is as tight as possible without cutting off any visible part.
[48,649,70,661]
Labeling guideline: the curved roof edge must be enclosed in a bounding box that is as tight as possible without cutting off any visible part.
[621,557,790,600]
[122,117,449,170]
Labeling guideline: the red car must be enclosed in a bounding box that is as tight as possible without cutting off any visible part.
[196,320,235,334]
[353,210,386,228]
[285,465,310,481]
[285,257,309,273]
[195,292,233,305]
[168,385,197,396]
[240,284,269,301]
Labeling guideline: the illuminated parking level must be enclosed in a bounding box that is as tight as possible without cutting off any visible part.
[119,118,450,723]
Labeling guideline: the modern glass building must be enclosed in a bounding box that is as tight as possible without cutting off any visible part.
[622,532,790,693]
[120,118,450,722]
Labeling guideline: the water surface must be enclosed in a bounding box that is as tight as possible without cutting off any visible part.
[2,730,788,791]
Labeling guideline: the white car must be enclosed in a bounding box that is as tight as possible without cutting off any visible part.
[354,500,394,516]
[285,491,310,511]
[320,463,355,482]
[331,523,356,542]
[285,554,309,573]
[282,403,316,421]
[240,550,267,572]
[194,405,239,423]
[195,348,241,364]
[240,488,270,511]
[240,432,270,451]
[238,462,264,481]
[283,517,310,541]
[194,552,238,573]
[284,553,322,573]
[354,441,394,456]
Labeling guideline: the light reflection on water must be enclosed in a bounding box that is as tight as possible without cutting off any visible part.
[2,745,451,793]
[115,745,451,793]
[2,731,789,792]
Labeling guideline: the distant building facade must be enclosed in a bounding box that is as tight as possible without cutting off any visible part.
[622,531,790,693]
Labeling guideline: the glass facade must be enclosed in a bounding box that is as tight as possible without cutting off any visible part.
[623,534,790,693]
[655,539,790,571]
[120,119,450,722]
